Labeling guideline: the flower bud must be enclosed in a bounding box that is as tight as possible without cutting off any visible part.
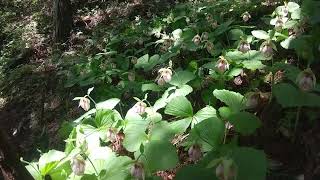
[274,70,285,84]
[99,63,108,71]
[110,63,117,69]
[242,12,251,22]
[192,34,201,45]
[201,32,209,41]
[260,42,273,57]
[238,41,251,53]
[133,101,147,115]
[79,97,90,111]
[233,76,243,86]
[107,129,117,142]
[206,41,214,52]
[215,159,237,180]
[131,163,145,180]
[296,68,316,92]
[206,14,213,22]
[215,56,229,73]
[211,20,218,28]
[188,144,202,162]
[138,39,144,46]
[246,92,260,109]
[131,57,138,64]
[215,163,224,179]
[225,121,233,130]
[128,72,136,82]
[71,157,85,176]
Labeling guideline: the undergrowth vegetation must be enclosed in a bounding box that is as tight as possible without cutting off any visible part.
[1,0,320,179]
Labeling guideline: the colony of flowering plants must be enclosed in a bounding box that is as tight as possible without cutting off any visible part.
[23,0,320,179]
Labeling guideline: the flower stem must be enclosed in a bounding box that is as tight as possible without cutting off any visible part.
[87,156,99,176]
[87,95,97,106]
[223,125,228,144]
[294,106,301,136]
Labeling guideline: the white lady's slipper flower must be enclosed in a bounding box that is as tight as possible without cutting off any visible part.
[206,41,214,52]
[246,92,260,109]
[201,32,209,41]
[188,144,202,162]
[192,34,201,45]
[242,12,251,22]
[296,68,316,91]
[131,163,145,180]
[215,56,230,73]
[71,157,85,176]
[158,68,173,82]
[128,72,136,82]
[215,159,237,180]
[238,41,251,53]
[260,41,274,57]
[79,97,90,111]
[133,101,147,115]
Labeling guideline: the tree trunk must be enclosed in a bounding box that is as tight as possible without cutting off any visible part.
[53,0,73,43]
[0,129,33,180]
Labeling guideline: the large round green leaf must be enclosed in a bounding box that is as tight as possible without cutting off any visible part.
[213,89,246,112]
[96,98,120,110]
[85,147,133,179]
[39,150,66,175]
[192,106,217,127]
[251,30,269,40]
[123,113,149,152]
[169,70,196,87]
[187,118,225,151]
[165,96,193,117]
[175,164,217,180]
[169,117,192,134]
[149,121,176,141]
[273,83,320,107]
[140,141,179,172]
[232,147,267,180]
[228,112,261,135]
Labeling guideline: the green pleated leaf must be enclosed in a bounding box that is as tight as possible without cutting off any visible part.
[188,118,225,151]
[225,50,269,62]
[228,112,261,135]
[213,89,246,112]
[287,2,300,12]
[139,141,179,172]
[96,98,120,110]
[142,83,162,92]
[175,164,217,180]
[242,60,266,70]
[169,117,192,134]
[38,150,66,175]
[231,147,267,180]
[149,121,176,142]
[169,70,196,87]
[123,113,149,152]
[192,106,217,127]
[251,30,269,40]
[228,29,244,40]
[273,83,320,107]
[85,147,133,179]
[165,96,193,117]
